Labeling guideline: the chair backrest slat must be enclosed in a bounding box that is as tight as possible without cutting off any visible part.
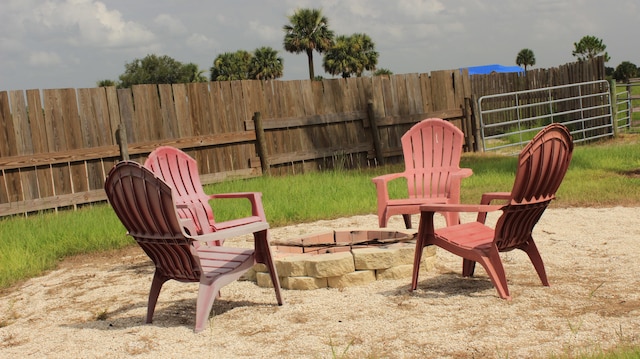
[145,146,217,233]
[401,118,464,198]
[495,124,574,251]
[105,161,202,282]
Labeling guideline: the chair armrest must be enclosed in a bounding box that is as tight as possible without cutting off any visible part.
[480,191,511,205]
[372,172,407,202]
[194,221,270,243]
[419,203,503,214]
[179,217,199,236]
[451,167,473,179]
[477,191,511,223]
[177,203,217,240]
[209,192,267,222]
[371,172,406,185]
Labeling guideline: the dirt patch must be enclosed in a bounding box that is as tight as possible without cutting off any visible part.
[1,207,639,358]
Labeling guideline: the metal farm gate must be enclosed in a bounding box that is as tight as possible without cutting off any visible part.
[477,80,619,154]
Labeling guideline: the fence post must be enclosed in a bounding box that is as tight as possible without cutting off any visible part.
[463,98,474,152]
[366,100,385,165]
[253,112,270,175]
[116,123,129,161]
[609,78,619,137]
[471,95,484,152]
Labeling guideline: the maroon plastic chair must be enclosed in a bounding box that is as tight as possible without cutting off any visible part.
[104,161,283,333]
[144,146,266,244]
[410,123,574,300]
[372,118,472,229]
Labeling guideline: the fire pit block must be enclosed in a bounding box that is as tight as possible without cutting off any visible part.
[305,252,355,278]
[353,248,396,270]
[328,270,376,288]
[246,228,438,290]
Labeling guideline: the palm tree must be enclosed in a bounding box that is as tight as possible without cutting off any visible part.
[350,33,378,77]
[183,63,208,82]
[323,35,353,78]
[323,33,378,78]
[283,8,335,80]
[516,48,536,74]
[250,47,284,80]
[210,51,252,81]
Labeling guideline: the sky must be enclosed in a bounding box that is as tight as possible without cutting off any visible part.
[1,0,638,92]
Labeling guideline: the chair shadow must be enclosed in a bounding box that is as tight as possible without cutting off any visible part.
[61,297,272,331]
[381,272,496,299]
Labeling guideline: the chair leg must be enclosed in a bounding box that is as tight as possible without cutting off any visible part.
[477,247,511,300]
[402,214,412,229]
[147,271,168,324]
[254,230,284,305]
[194,258,256,333]
[378,209,389,228]
[444,211,461,227]
[194,281,222,333]
[410,242,424,291]
[462,259,476,277]
[410,212,434,291]
[521,239,549,286]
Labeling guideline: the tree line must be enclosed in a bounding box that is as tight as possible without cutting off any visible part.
[98,11,638,88]
[515,35,638,81]
[98,8,390,88]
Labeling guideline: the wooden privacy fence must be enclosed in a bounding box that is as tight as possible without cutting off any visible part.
[0,59,605,217]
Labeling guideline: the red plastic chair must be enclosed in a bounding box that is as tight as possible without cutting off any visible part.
[144,146,266,245]
[410,123,574,300]
[372,118,472,228]
[104,161,283,333]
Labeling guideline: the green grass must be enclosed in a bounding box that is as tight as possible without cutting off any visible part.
[208,132,640,226]
[616,82,640,126]
[2,133,640,290]
[0,205,128,288]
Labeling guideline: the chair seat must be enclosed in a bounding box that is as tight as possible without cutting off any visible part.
[197,246,256,278]
[435,222,494,250]
[385,197,449,207]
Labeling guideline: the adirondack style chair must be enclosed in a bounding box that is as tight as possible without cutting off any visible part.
[410,123,574,300]
[104,161,283,333]
[144,146,266,245]
[372,118,472,229]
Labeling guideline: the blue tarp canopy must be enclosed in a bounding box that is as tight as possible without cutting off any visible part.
[463,64,524,75]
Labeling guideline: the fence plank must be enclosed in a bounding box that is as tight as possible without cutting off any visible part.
[9,90,39,200]
[0,59,608,217]
[24,89,54,198]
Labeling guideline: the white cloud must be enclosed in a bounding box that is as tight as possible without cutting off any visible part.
[31,0,155,48]
[186,33,216,52]
[397,0,445,19]
[28,51,62,66]
[154,14,187,34]
[248,20,282,42]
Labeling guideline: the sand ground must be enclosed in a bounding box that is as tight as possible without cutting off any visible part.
[1,207,639,358]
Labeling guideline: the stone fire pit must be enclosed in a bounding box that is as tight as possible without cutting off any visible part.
[245,229,437,290]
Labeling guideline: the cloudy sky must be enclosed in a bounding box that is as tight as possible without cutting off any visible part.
[1,0,637,91]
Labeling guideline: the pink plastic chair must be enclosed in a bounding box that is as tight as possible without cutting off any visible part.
[144,146,266,245]
[410,124,574,300]
[372,118,472,229]
[104,161,283,332]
